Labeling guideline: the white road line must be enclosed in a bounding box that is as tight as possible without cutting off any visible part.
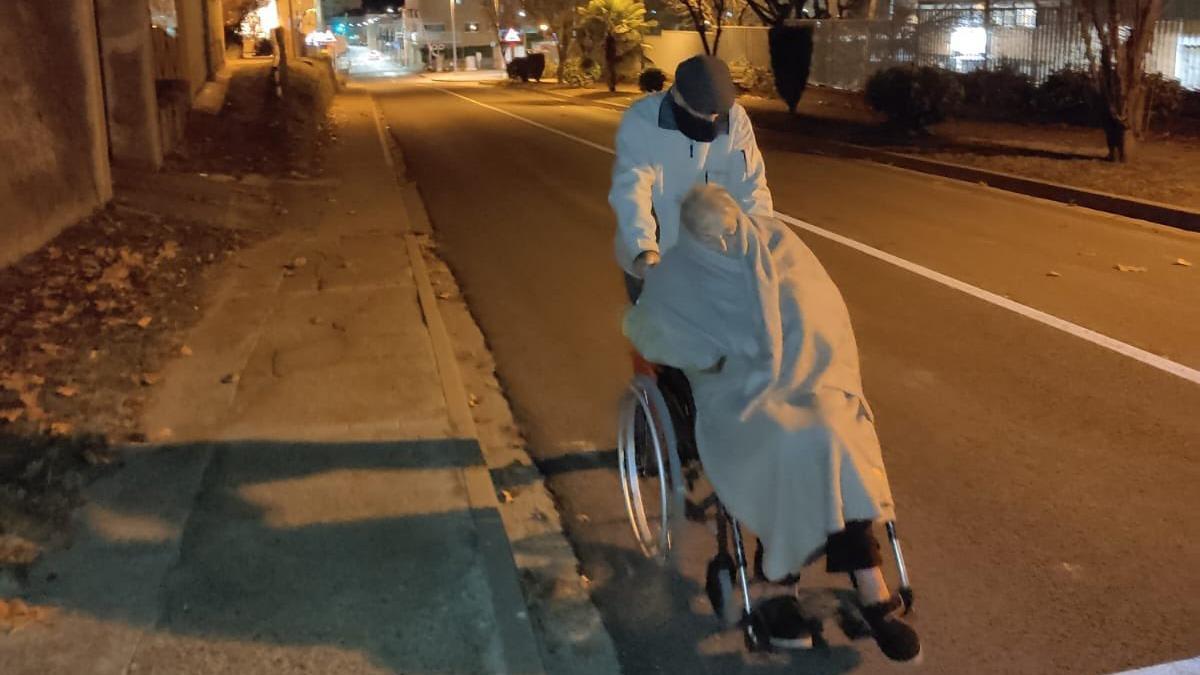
[433,85,1200,387]
[435,86,617,155]
[1111,656,1200,675]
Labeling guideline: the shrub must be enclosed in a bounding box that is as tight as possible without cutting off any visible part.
[562,57,602,88]
[1034,68,1099,126]
[768,24,815,113]
[638,67,667,93]
[506,57,528,81]
[1182,89,1200,120]
[959,64,1035,120]
[865,65,964,131]
[506,54,547,83]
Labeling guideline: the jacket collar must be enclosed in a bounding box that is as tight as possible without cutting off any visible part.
[658,94,730,136]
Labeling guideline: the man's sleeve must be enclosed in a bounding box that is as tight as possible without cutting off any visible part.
[727,107,774,218]
[609,110,659,275]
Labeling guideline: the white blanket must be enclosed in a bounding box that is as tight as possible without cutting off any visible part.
[623,213,896,579]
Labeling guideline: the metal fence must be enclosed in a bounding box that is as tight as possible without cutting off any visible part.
[647,22,918,92]
[647,12,1200,92]
[914,8,1200,89]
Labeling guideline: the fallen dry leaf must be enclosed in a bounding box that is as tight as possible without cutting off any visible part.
[180,345,193,357]
[98,262,132,291]
[220,373,239,384]
[499,489,515,504]
[292,256,307,268]
[0,597,58,634]
[140,372,161,386]
[0,408,23,423]
[0,535,41,565]
[468,394,480,408]
[55,385,78,398]
[18,391,46,423]
[1114,264,1148,273]
[49,421,73,436]
[1175,258,1193,267]
[136,316,153,329]
[1046,271,1061,278]
[157,240,180,261]
[38,343,66,357]
[150,427,174,442]
[576,513,592,523]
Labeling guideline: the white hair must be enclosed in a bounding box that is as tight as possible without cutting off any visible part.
[680,184,739,253]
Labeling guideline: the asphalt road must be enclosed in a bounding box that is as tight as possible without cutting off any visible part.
[376,80,1200,675]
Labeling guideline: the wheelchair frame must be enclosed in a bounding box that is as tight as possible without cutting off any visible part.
[617,370,914,652]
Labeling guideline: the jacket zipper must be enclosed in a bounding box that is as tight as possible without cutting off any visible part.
[690,144,694,158]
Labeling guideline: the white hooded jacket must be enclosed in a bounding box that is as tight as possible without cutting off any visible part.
[609,92,774,274]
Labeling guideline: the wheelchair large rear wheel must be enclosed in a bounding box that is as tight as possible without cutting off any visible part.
[617,374,685,561]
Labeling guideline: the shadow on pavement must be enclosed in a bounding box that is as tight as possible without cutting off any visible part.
[6,438,530,674]
[516,445,867,674]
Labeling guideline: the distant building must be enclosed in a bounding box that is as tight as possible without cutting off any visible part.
[406,0,501,68]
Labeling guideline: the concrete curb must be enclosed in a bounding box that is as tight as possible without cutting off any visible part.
[371,95,550,675]
[371,93,624,675]
[836,143,1200,234]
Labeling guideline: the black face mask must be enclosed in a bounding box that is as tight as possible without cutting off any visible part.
[670,97,719,143]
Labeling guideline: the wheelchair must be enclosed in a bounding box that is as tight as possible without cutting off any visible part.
[616,357,915,652]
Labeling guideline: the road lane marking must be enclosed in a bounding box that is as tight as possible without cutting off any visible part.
[771,213,1200,385]
[435,86,617,155]
[1111,656,1200,675]
[432,85,1200,387]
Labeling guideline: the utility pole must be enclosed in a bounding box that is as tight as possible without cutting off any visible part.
[450,0,459,70]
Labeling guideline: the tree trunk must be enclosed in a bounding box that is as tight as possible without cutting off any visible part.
[605,33,618,92]
[1102,114,1132,162]
[556,22,571,82]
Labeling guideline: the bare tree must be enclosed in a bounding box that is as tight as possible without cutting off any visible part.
[1076,0,1165,161]
[481,0,521,63]
[666,0,754,54]
[524,0,581,80]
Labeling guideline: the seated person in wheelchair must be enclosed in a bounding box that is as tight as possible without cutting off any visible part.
[623,184,921,663]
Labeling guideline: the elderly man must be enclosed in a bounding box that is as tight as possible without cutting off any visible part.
[609,54,773,298]
[623,185,922,663]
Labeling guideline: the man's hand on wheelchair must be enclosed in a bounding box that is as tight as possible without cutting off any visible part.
[633,250,661,278]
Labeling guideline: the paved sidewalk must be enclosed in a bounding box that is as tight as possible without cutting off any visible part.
[0,89,545,674]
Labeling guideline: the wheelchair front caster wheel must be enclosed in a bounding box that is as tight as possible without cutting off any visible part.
[705,553,741,627]
[899,586,914,614]
[743,610,772,652]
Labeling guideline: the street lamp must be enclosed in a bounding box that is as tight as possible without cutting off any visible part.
[449,0,459,71]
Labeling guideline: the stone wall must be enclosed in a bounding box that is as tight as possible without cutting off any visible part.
[0,0,112,268]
